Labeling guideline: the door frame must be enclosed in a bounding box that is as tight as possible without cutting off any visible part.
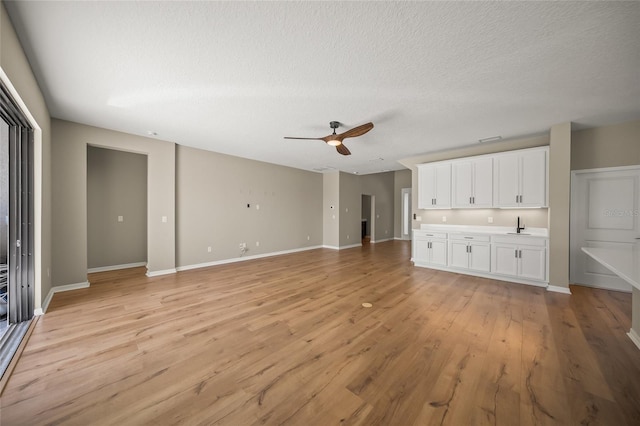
[570,165,640,291]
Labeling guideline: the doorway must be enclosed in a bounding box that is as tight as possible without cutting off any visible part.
[87,147,148,273]
[570,166,640,291]
[401,187,411,240]
[361,194,375,244]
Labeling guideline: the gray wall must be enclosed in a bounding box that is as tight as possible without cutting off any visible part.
[1,3,52,309]
[393,169,411,239]
[323,171,396,248]
[572,119,640,170]
[87,147,147,269]
[322,171,339,248]
[52,119,176,285]
[548,122,571,289]
[176,145,323,267]
[338,172,361,247]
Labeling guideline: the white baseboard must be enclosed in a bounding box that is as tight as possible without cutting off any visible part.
[146,268,177,277]
[88,262,147,273]
[176,245,324,272]
[339,243,363,250]
[627,328,640,351]
[547,285,572,295]
[371,238,393,244]
[322,245,339,250]
[37,281,91,315]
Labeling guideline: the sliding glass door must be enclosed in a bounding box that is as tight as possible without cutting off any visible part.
[0,82,34,329]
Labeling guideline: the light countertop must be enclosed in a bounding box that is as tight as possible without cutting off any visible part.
[417,224,548,237]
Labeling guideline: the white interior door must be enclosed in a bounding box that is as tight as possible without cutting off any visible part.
[570,167,640,291]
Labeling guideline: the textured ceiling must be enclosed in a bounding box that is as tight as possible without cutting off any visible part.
[5,1,640,174]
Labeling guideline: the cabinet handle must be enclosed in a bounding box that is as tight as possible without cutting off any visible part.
[464,237,473,239]
[472,196,475,204]
[515,249,518,258]
[519,250,522,258]
[469,246,472,253]
[470,196,472,204]
[516,195,519,203]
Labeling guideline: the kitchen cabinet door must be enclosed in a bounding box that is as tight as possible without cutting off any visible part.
[519,246,546,281]
[519,149,547,207]
[492,244,519,277]
[431,240,448,266]
[469,243,491,272]
[493,153,520,207]
[472,157,493,207]
[449,241,470,269]
[418,162,451,209]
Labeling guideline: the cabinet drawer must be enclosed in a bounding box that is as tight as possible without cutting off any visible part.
[449,234,490,243]
[415,231,447,239]
[492,235,546,246]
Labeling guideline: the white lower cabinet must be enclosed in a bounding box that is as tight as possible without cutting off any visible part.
[413,231,448,267]
[413,227,548,287]
[448,235,491,272]
[491,236,547,282]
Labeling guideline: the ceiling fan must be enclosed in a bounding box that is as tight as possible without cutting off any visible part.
[284,121,374,156]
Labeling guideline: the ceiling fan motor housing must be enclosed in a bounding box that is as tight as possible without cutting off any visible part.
[329,121,340,129]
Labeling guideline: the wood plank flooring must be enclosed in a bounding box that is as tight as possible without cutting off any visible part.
[1,241,640,425]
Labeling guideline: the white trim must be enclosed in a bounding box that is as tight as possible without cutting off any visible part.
[627,328,640,351]
[572,164,640,175]
[546,285,572,295]
[371,238,393,244]
[339,243,363,250]
[88,262,147,273]
[36,281,91,315]
[146,268,177,277]
[176,245,323,272]
[322,245,340,250]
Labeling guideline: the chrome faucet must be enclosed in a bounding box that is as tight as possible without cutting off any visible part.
[516,216,525,234]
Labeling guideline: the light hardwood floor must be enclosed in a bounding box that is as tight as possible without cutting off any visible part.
[1,241,639,425]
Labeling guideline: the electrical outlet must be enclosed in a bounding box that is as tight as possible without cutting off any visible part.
[307,235,310,240]
[347,234,350,239]
[488,217,494,223]
[117,215,123,222]
[442,216,447,222]
[207,246,212,253]
[416,216,422,221]
[256,241,260,247]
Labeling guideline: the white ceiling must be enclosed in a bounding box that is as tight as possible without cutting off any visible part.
[5,1,640,174]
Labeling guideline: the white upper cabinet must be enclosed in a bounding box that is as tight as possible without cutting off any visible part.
[417,146,548,210]
[451,157,493,208]
[418,162,451,209]
[493,147,548,208]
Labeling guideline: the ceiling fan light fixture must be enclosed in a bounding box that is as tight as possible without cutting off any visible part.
[326,139,341,146]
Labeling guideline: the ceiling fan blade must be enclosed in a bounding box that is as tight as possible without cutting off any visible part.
[283,136,324,140]
[339,122,374,139]
[336,144,351,156]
